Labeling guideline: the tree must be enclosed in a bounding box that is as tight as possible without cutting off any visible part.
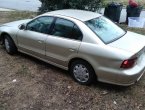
[39,0,104,13]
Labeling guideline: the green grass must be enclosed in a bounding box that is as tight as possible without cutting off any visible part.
[16,65,32,77]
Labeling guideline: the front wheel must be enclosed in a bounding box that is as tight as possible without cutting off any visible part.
[4,35,17,55]
[70,60,96,85]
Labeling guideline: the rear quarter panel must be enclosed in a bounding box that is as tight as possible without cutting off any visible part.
[78,42,134,74]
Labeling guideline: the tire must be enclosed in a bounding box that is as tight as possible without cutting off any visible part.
[4,35,17,55]
[0,40,3,45]
[70,60,96,85]
[0,38,3,45]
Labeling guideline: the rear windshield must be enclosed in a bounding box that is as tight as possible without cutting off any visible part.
[85,16,126,44]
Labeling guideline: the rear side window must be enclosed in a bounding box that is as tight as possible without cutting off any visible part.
[72,25,83,40]
[51,18,82,41]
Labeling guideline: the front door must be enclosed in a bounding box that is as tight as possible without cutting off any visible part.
[17,16,55,57]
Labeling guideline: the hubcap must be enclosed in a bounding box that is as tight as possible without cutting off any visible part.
[73,64,89,83]
[4,39,10,52]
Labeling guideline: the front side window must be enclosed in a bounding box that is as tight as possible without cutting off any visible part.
[27,16,54,34]
[85,16,126,44]
[51,18,82,40]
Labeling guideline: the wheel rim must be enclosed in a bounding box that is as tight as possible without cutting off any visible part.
[4,39,10,52]
[73,64,89,83]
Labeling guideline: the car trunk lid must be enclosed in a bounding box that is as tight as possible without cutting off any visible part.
[108,31,145,54]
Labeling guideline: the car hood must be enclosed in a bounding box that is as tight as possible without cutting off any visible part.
[108,31,145,54]
[0,19,31,28]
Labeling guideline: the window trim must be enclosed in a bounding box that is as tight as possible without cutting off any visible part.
[85,16,126,44]
[26,16,56,34]
[50,17,83,41]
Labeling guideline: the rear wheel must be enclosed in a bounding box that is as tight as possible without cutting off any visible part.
[70,60,96,85]
[0,38,3,45]
[4,35,17,55]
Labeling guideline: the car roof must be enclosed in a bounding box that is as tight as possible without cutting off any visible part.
[43,9,101,21]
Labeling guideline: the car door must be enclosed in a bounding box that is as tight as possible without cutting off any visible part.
[17,16,55,58]
[45,18,83,67]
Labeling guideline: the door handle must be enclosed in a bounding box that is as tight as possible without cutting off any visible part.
[38,40,43,43]
[69,48,75,52]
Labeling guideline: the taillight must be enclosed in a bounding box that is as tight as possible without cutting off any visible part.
[120,57,137,69]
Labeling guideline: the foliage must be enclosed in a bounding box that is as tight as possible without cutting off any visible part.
[39,0,104,13]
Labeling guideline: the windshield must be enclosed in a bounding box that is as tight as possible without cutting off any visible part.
[85,16,126,44]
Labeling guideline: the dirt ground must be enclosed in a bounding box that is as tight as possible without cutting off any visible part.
[0,11,145,110]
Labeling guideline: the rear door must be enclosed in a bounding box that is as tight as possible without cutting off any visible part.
[45,18,83,67]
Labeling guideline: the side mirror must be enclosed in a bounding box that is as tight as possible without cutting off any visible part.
[19,24,26,30]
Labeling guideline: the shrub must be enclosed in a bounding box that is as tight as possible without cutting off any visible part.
[39,0,104,13]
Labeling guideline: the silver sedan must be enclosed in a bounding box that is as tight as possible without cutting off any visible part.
[0,9,145,86]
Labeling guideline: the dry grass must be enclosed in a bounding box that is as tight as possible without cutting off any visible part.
[0,11,36,24]
[0,11,145,110]
[119,23,145,35]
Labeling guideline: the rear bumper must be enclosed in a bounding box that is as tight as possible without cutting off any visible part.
[97,67,145,86]
[96,55,145,86]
